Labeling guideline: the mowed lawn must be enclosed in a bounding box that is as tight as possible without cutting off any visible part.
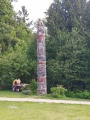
[0,101,90,120]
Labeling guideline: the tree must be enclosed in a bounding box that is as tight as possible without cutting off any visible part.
[46,0,87,34]
[45,0,90,91]
[0,0,37,88]
[17,5,33,27]
[0,0,19,53]
[26,33,37,80]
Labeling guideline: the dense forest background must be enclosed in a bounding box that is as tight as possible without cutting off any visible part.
[0,0,90,94]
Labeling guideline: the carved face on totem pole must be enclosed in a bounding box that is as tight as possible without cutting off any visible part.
[37,19,45,35]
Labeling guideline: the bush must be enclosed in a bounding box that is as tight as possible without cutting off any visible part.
[65,90,76,98]
[30,79,37,94]
[83,90,90,99]
[50,85,67,98]
[66,90,90,99]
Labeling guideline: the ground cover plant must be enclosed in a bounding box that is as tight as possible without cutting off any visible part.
[0,101,90,120]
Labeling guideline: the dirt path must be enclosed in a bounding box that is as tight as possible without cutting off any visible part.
[0,97,90,105]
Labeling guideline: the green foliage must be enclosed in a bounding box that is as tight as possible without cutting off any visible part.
[26,33,37,60]
[0,49,36,87]
[46,0,90,92]
[50,85,67,98]
[66,90,90,99]
[30,79,37,94]
[0,0,19,53]
[17,5,33,27]
[0,0,37,89]
[0,0,90,95]
[26,33,37,80]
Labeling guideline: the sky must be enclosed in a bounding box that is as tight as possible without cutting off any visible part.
[12,0,53,22]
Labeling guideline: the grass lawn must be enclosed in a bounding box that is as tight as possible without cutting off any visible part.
[0,90,90,102]
[0,90,30,98]
[0,90,90,120]
[0,101,90,120]
[0,90,47,98]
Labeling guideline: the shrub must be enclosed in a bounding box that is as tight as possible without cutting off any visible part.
[50,85,67,98]
[30,79,37,94]
[83,90,90,99]
[66,90,90,99]
[65,90,76,98]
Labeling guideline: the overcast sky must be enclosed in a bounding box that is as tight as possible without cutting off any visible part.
[12,0,53,22]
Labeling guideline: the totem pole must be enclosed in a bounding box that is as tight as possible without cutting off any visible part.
[37,19,47,95]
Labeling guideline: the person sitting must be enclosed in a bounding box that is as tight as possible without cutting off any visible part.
[12,79,17,92]
[12,79,21,92]
[17,79,21,85]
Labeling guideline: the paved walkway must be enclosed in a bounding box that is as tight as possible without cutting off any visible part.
[0,97,90,105]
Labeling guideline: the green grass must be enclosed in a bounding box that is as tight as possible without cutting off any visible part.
[0,90,30,98]
[0,101,90,120]
[0,90,47,98]
[0,90,90,120]
[0,90,90,102]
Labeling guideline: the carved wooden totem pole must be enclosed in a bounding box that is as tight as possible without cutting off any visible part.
[37,19,47,95]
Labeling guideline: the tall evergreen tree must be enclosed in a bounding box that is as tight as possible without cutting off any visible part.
[46,0,90,91]
[17,5,32,27]
[18,6,29,23]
